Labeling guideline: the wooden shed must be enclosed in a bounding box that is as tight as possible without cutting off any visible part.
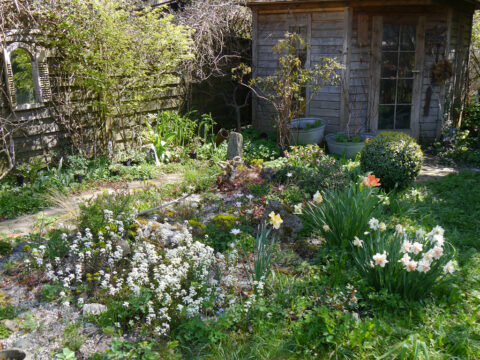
[247,0,479,140]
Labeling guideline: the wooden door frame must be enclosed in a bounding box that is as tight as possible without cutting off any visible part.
[369,15,425,139]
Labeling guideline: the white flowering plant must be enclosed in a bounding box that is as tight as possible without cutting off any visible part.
[26,214,239,336]
[302,182,384,249]
[351,221,456,300]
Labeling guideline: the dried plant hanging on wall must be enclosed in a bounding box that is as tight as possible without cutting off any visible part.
[431,59,453,84]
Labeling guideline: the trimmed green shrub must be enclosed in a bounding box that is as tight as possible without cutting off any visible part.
[360,132,423,190]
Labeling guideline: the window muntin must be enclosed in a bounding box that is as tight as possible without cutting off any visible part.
[378,24,416,130]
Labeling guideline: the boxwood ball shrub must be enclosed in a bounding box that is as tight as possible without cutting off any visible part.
[360,132,423,190]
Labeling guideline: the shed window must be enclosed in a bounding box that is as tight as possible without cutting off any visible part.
[379,24,416,130]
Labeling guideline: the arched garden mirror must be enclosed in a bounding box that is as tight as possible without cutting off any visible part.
[10,48,36,106]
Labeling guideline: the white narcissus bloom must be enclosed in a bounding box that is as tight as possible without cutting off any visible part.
[369,218,380,230]
[405,260,418,272]
[372,252,389,267]
[432,246,443,259]
[313,190,323,203]
[411,242,423,255]
[443,260,455,274]
[415,229,426,239]
[269,211,283,229]
[398,253,411,266]
[353,236,363,248]
[294,203,303,214]
[323,224,331,232]
[433,234,444,247]
[313,191,323,203]
[423,249,434,262]
[379,222,387,231]
[417,259,431,273]
[401,241,413,253]
[395,224,405,235]
[431,225,445,236]
[286,172,293,178]
[230,228,241,236]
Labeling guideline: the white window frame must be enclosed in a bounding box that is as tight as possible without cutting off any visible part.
[3,41,51,111]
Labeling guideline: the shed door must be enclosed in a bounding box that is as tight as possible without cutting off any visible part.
[371,17,425,138]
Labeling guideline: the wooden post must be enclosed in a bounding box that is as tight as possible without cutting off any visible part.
[369,16,382,133]
[411,16,425,140]
[251,10,259,129]
[340,7,352,132]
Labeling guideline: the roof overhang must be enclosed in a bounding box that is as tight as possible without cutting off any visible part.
[246,0,480,10]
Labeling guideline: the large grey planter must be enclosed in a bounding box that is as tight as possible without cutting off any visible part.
[288,118,326,146]
[325,132,374,158]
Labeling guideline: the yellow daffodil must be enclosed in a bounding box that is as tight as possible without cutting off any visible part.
[268,211,283,229]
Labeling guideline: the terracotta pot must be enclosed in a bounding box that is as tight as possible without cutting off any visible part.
[215,129,229,146]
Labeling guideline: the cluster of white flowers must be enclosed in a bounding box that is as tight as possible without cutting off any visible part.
[30,211,239,336]
[366,222,456,275]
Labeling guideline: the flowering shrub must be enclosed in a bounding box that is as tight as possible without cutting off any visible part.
[351,221,456,300]
[302,180,384,249]
[26,212,238,336]
[284,145,325,168]
[277,146,349,195]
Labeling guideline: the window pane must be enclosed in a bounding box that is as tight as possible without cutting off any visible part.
[379,105,395,129]
[395,105,411,129]
[400,25,416,51]
[11,48,35,106]
[380,79,396,104]
[382,25,399,51]
[381,52,398,78]
[398,52,415,78]
[397,79,413,103]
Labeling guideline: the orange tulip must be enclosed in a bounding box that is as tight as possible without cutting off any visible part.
[362,174,381,187]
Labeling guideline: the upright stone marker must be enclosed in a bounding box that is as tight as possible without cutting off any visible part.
[227,132,243,160]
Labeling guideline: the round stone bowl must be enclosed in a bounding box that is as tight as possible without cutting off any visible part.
[0,349,28,360]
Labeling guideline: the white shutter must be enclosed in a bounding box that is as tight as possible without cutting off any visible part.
[3,48,17,107]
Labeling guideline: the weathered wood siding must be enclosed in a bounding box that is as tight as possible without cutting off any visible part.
[444,9,474,130]
[253,10,346,134]
[252,4,474,141]
[309,10,345,133]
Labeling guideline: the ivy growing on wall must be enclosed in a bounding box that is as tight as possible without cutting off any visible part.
[40,0,194,152]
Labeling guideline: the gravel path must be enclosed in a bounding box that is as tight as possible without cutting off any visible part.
[0,173,183,237]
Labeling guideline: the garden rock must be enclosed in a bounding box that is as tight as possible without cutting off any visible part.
[260,167,278,181]
[116,239,131,256]
[263,200,303,242]
[83,303,107,316]
[2,319,17,332]
[12,338,30,350]
[12,242,28,254]
[227,132,243,160]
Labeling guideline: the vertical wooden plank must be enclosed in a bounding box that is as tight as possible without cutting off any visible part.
[438,8,453,137]
[357,14,369,47]
[306,12,312,116]
[340,7,352,131]
[411,16,425,140]
[251,10,259,129]
[368,16,382,132]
